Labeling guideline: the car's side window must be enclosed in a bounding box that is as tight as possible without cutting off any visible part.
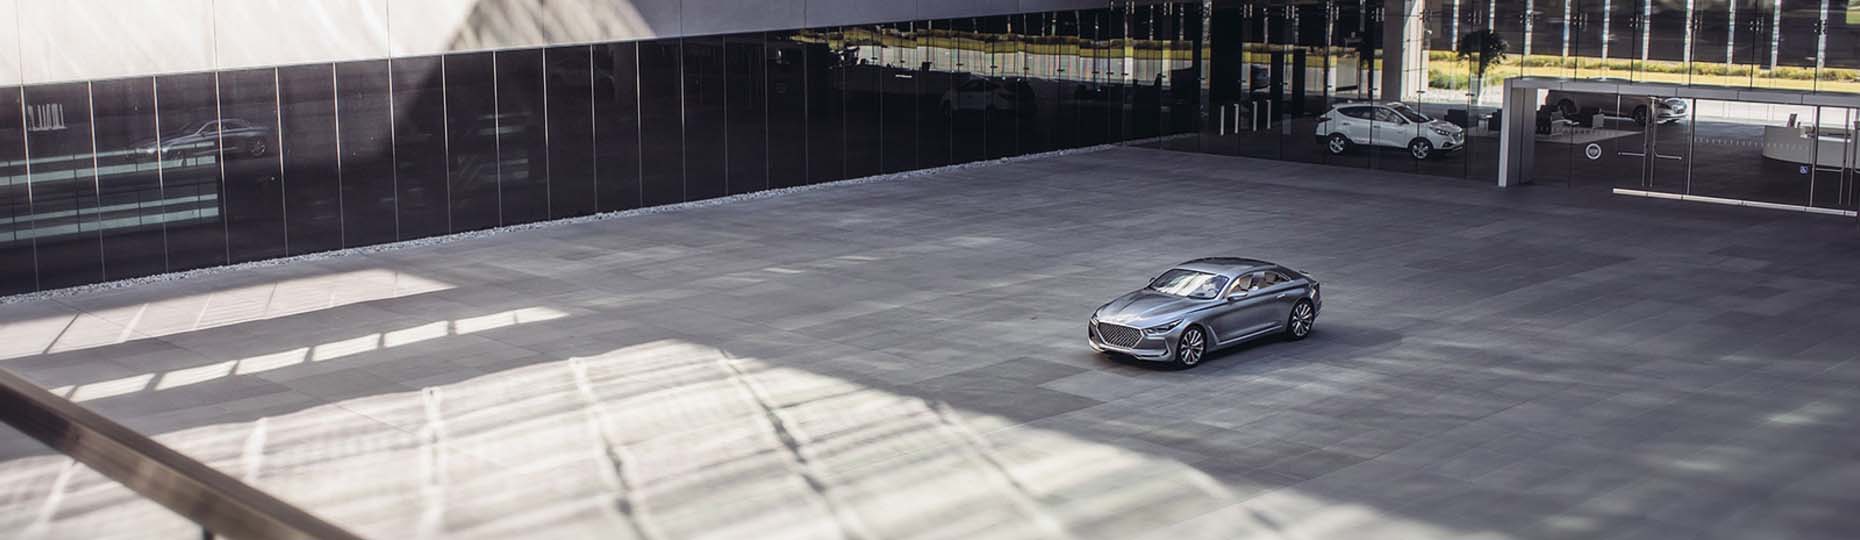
[1260,271,1292,289]
[1227,273,1257,297]
[1372,108,1402,124]
[1341,107,1373,120]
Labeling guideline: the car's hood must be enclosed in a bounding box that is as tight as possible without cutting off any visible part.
[1425,119,1463,134]
[1094,289,1205,328]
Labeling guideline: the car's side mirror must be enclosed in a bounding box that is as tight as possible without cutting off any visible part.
[1227,291,1249,301]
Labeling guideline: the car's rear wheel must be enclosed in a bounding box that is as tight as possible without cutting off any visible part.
[1632,106,1650,127]
[1284,300,1316,341]
[1174,326,1207,368]
[1326,133,1350,155]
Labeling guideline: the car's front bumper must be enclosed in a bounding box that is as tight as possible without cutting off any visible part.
[1088,321,1174,361]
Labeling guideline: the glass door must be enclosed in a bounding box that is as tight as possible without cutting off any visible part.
[1234,0,1282,160]
[1810,106,1858,212]
[1647,96,1691,194]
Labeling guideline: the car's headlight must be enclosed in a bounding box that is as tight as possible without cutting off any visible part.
[1429,125,1456,136]
[1143,320,1183,336]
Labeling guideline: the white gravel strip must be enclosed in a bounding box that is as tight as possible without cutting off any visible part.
[1,144,1122,305]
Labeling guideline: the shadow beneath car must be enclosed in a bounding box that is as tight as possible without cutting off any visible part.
[1100,320,1407,372]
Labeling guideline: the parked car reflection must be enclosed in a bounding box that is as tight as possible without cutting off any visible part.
[137,119,273,161]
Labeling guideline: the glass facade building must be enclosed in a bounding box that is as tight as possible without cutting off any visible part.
[8,1,1860,294]
[1195,0,1860,211]
[0,4,1208,295]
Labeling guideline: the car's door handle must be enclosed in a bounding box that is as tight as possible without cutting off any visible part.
[1277,293,1291,299]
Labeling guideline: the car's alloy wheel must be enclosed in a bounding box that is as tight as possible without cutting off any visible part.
[1632,106,1650,127]
[247,139,268,159]
[1176,327,1206,367]
[1286,301,1315,340]
[1409,139,1433,160]
[1327,134,1349,155]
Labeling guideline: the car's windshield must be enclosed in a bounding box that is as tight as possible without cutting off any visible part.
[1388,103,1431,123]
[1148,269,1229,300]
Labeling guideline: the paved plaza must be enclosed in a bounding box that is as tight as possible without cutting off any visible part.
[2,147,1858,539]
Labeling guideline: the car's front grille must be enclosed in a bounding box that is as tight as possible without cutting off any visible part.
[1095,323,1143,348]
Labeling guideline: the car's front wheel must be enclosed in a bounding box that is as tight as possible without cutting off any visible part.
[1284,300,1316,341]
[1409,138,1434,160]
[1174,326,1207,368]
[1326,133,1350,155]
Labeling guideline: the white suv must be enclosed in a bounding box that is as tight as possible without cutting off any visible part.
[1314,102,1465,160]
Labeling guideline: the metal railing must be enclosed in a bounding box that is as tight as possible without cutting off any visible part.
[0,367,364,540]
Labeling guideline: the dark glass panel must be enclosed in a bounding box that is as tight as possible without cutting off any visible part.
[876,22,917,174]
[1105,6,1129,143]
[154,73,227,272]
[767,31,810,188]
[24,83,103,288]
[983,15,1019,159]
[0,88,33,293]
[639,40,685,205]
[444,52,499,231]
[806,27,846,184]
[726,33,769,194]
[1162,1,1203,153]
[389,57,450,239]
[546,45,598,219]
[90,78,167,281]
[1021,13,1057,155]
[843,26,884,179]
[278,64,342,255]
[915,20,953,167]
[1056,10,1086,150]
[334,60,396,247]
[496,49,548,225]
[947,18,988,163]
[684,36,727,201]
[1075,9,1110,147]
[593,42,642,212]
[216,69,287,263]
[1128,4,1165,146]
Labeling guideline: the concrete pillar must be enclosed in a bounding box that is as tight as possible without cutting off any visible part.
[1497,79,1538,187]
[1380,0,1426,103]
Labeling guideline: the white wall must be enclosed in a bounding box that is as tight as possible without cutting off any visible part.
[0,0,1107,86]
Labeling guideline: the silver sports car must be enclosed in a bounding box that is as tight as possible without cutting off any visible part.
[1088,258,1321,367]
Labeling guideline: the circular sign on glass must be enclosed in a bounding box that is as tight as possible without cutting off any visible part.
[1585,143,1603,160]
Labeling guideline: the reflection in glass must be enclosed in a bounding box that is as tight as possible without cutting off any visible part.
[726,33,770,194]
[916,20,954,168]
[91,78,169,280]
[807,27,846,184]
[217,69,287,263]
[445,52,499,232]
[844,25,884,179]
[878,22,919,174]
[155,73,227,272]
[546,45,598,219]
[594,43,642,212]
[279,64,343,255]
[336,60,397,247]
[767,31,810,188]
[0,88,34,293]
[639,40,685,205]
[25,83,104,288]
[391,57,451,239]
[684,36,728,201]
[496,49,549,225]
[947,18,988,164]
[984,15,1019,159]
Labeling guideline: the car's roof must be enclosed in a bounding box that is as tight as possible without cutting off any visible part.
[1173,257,1275,276]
